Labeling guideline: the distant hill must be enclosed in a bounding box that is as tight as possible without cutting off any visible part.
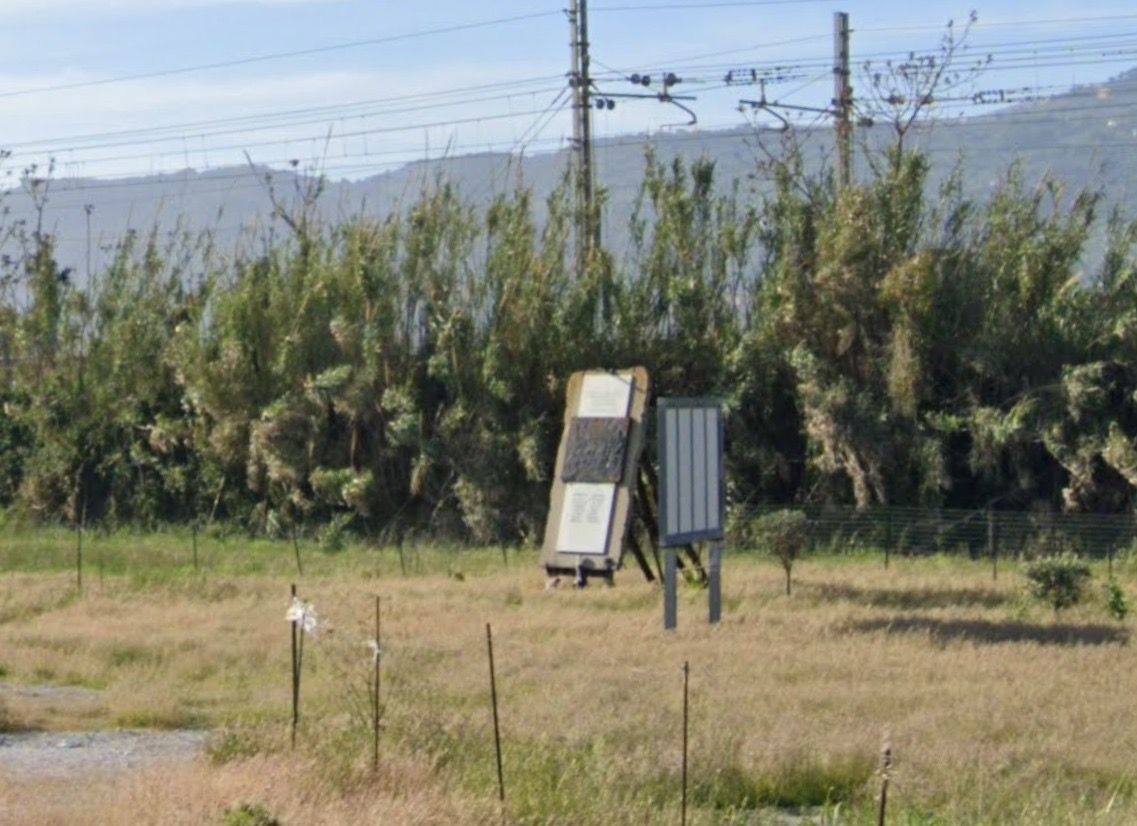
[3,67,1136,283]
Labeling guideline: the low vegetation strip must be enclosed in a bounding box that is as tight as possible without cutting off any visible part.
[1,534,1135,824]
[5,142,1137,549]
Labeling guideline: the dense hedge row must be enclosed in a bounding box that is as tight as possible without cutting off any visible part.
[2,146,1137,542]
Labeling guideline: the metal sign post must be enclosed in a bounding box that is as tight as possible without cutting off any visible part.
[657,398,725,630]
[664,548,678,630]
[708,541,722,624]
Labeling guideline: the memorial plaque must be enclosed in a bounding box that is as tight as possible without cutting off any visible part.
[541,367,650,583]
[562,417,630,483]
[578,373,633,418]
[556,483,616,555]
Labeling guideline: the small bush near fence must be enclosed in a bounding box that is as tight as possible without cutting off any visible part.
[746,509,808,596]
[1024,555,1093,612]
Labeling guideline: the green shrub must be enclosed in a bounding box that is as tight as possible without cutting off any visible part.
[222,802,280,826]
[1105,579,1129,621]
[750,509,809,596]
[1024,554,1092,612]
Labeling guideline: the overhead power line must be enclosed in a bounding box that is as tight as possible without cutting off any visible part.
[5,5,1137,202]
[0,10,563,100]
[592,0,832,10]
[29,107,560,170]
[5,75,567,151]
[8,85,568,157]
[859,13,1137,34]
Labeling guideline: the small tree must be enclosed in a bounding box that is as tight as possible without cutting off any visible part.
[1024,554,1092,613]
[751,509,809,596]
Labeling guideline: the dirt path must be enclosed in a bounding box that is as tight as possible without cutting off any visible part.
[0,683,208,780]
[0,729,209,779]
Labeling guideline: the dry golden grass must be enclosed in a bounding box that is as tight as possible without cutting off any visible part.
[2,536,1137,824]
[0,753,492,826]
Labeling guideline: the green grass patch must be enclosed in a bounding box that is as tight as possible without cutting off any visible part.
[114,705,206,730]
[690,752,875,811]
[207,728,270,764]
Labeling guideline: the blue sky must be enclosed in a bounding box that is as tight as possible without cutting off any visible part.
[1,0,1135,181]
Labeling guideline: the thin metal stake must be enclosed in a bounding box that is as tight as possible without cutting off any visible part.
[290,583,299,749]
[988,508,998,582]
[75,520,83,593]
[373,595,381,773]
[192,518,200,572]
[878,730,892,826]
[291,523,304,576]
[682,660,689,826]
[76,492,86,593]
[486,623,506,809]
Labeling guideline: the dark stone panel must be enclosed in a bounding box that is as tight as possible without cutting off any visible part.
[562,417,630,483]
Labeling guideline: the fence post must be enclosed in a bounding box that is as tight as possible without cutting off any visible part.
[373,595,381,774]
[988,508,997,581]
[883,511,890,569]
[681,661,689,826]
[290,583,299,749]
[486,623,506,811]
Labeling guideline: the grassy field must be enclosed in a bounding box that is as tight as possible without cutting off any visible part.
[1,528,1136,825]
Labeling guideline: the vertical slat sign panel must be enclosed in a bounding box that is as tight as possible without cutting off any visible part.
[704,406,721,538]
[665,409,680,539]
[677,408,692,535]
[658,399,724,547]
[658,398,725,629]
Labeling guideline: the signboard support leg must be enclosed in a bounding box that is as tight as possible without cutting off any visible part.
[683,544,708,585]
[627,531,656,582]
[664,548,678,630]
[708,541,722,625]
[637,469,666,581]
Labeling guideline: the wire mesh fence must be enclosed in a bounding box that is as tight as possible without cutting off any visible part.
[737,505,1137,562]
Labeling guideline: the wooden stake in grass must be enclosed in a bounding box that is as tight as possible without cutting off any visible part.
[486,622,505,812]
[877,729,893,826]
[682,660,690,826]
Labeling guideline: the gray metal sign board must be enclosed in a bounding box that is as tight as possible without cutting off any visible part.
[657,398,724,547]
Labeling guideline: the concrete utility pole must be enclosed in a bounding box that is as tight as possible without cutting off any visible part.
[568,0,596,277]
[833,11,852,189]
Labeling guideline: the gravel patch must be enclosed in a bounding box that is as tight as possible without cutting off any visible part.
[0,682,103,707]
[0,729,209,779]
